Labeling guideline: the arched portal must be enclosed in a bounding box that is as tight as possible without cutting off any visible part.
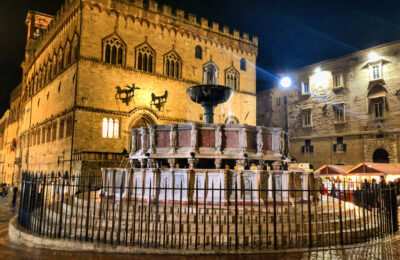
[373,148,389,163]
[131,114,156,128]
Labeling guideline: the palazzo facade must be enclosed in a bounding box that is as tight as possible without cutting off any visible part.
[0,0,258,184]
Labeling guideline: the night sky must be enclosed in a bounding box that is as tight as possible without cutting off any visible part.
[1,0,400,115]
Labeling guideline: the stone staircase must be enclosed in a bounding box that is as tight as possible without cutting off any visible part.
[28,194,382,250]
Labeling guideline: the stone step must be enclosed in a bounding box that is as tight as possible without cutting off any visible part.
[32,210,372,236]
[71,196,354,214]
[58,201,363,224]
[33,223,379,249]
[43,206,370,232]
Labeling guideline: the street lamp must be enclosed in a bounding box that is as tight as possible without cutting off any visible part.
[279,76,292,88]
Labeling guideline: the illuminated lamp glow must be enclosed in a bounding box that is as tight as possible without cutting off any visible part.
[314,67,321,73]
[368,52,379,61]
[279,76,292,88]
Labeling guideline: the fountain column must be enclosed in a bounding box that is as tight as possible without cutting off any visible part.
[130,129,137,156]
[169,124,177,154]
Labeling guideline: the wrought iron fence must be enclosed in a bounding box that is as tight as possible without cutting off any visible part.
[18,171,398,251]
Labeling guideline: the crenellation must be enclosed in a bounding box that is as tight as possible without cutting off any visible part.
[33,0,79,51]
[200,17,208,29]
[252,36,258,45]
[222,26,229,35]
[134,0,143,8]
[233,29,240,39]
[55,10,60,23]
[162,4,171,16]
[243,33,249,41]
[212,22,219,32]
[148,0,158,12]
[187,13,197,24]
[176,9,185,20]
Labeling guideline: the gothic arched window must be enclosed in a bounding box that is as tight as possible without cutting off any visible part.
[42,66,47,86]
[58,49,64,72]
[43,65,47,85]
[113,119,119,138]
[37,73,42,91]
[102,118,108,138]
[203,62,218,84]
[48,61,52,82]
[52,54,57,78]
[65,41,71,66]
[136,42,155,73]
[164,50,181,78]
[71,35,79,62]
[225,66,239,90]
[102,118,119,138]
[102,34,125,66]
[195,45,202,59]
[240,58,246,71]
[108,118,114,138]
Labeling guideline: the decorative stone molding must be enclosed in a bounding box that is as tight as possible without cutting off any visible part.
[363,138,398,163]
[129,123,283,162]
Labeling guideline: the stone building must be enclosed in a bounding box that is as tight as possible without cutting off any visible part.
[0,0,258,183]
[0,85,22,184]
[258,40,400,169]
[256,87,289,130]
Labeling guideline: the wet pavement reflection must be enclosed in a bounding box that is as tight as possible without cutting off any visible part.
[0,197,399,259]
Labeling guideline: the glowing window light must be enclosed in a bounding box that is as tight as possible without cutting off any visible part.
[102,118,108,138]
[113,119,119,138]
[108,118,114,138]
[279,76,292,88]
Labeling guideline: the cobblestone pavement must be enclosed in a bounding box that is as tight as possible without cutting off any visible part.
[1,197,399,260]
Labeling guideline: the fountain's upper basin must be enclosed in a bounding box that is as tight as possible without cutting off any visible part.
[186,85,233,105]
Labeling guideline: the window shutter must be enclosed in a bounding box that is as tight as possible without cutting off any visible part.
[301,146,305,153]
[343,144,347,152]
[310,146,314,153]
[333,144,337,152]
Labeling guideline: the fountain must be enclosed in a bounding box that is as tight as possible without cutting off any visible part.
[12,83,385,253]
[102,82,284,204]
[186,84,233,124]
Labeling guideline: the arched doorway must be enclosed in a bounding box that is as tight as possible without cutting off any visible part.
[373,148,389,163]
[131,114,155,128]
